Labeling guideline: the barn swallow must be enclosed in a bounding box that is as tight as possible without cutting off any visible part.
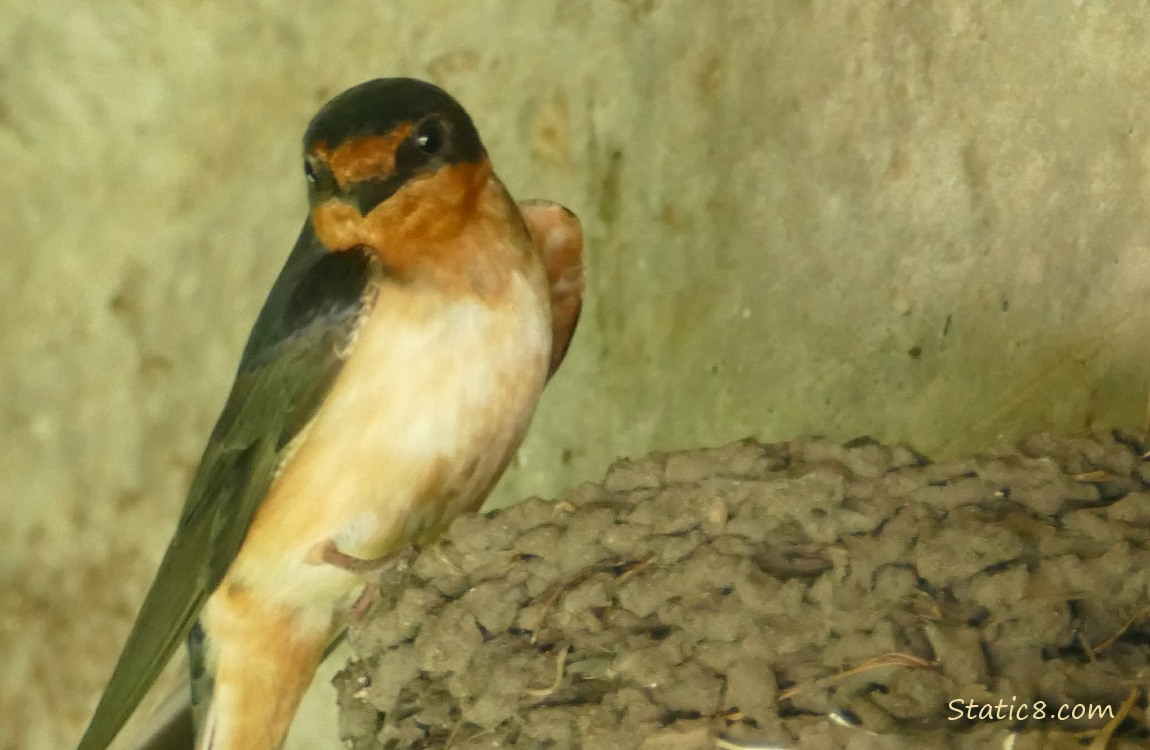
[74,77,584,750]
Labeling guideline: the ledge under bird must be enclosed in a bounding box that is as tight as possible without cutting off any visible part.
[74,77,585,750]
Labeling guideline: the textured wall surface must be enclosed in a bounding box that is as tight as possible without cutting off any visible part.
[2,2,1149,749]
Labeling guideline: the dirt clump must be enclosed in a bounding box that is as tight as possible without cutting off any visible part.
[334,432,1150,749]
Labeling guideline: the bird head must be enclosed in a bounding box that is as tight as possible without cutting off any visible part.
[301,78,492,265]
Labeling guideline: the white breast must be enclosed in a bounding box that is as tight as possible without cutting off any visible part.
[229,270,551,617]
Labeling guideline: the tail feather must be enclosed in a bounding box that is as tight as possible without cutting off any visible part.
[193,588,333,750]
[119,621,350,750]
[193,701,217,750]
[187,620,214,737]
[123,698,194,750]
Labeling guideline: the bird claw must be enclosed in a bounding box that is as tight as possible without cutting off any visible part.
[310,540,399,621]
[314,539,392,574]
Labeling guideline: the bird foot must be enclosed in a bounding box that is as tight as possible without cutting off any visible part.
[313,539,394,574]
[310,540,399,621]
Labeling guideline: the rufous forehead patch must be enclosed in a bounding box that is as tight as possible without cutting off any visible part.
[314,124,412,188]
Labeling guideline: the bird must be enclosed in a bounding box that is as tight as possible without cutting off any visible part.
[74,77,585,750]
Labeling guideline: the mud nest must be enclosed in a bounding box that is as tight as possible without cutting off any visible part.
[334,432,1150,749]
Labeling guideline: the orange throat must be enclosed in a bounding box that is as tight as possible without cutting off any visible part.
[309,160,526,293]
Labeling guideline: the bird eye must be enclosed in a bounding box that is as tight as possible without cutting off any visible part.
[414,118,445,155]
[303,160,318,184]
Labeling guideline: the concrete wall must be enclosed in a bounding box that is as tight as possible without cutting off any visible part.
[2,2,1149,748]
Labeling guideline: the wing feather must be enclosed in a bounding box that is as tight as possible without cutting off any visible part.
[517,200,584,378]
[76,224,381,750]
